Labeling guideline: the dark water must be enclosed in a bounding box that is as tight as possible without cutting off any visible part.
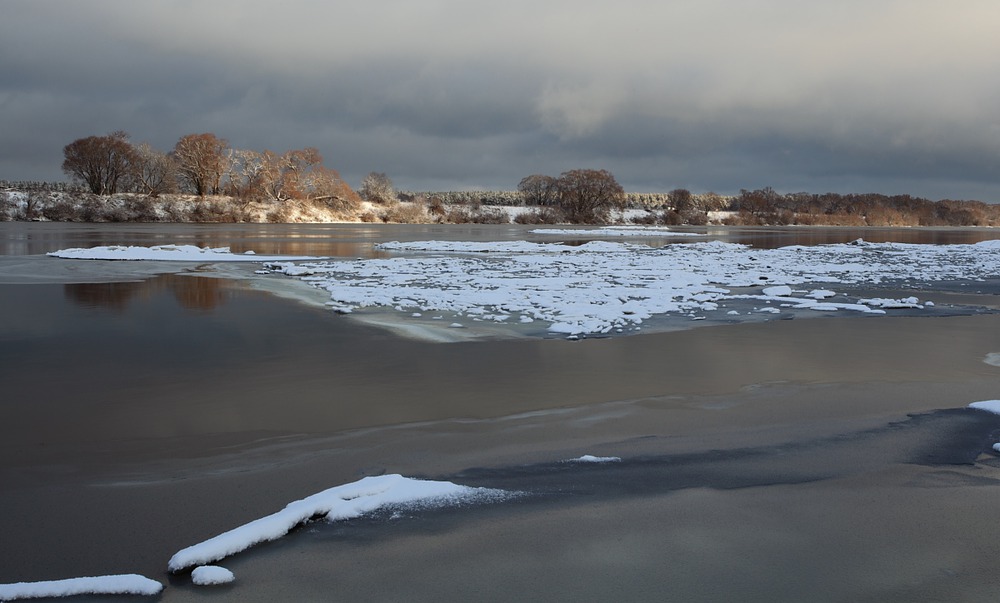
[3,222,1000,258]
[5,223,1000,601]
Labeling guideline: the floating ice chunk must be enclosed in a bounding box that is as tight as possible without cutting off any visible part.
[993,443,1000,453]
[48,245,322,262]
[568,455,622,463]
[0,575,162,600]
[266,237,1000,336]
[969,400,1000,415]
[168,474,507,572]
[530,227,703,237]
[191,566,235,586]
[762,285,793,297]
[757,307,781,314]
[859,297,922,309]
[806,289,836,299]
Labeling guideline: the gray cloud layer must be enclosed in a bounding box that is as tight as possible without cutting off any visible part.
[2,0,999,199]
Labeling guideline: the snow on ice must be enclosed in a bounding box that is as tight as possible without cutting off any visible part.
[168,474,509,572]
[47,244,322,262]
[530,226,704,237]
[568,455,622,463]
[969,400,1000,415]
[191,566,235,586]
[0,574,162,600]
[262,238,1000,335]
[50,238,1000,336]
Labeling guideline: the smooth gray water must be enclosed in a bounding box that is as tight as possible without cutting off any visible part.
[4,223,1000,601]
[4,222,1000,258]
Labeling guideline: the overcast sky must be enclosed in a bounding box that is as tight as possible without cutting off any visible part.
[2,1,999,199]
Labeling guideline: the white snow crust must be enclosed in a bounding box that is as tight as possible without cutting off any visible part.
[262,238,1000,335]
[47,244,321,262]
[569,455,622,463]
[0,574,162,600]
[168,474,507,572]
[531,226,703,237]
[191,566,235,586]
[969,400,1000,415]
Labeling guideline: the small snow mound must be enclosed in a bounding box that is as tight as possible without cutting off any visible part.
[762,285,793,297]
[983,353,1000,367]
[993,443,1000,453]
[168,474,507,572]
[0,574,163,600]
[568,455,622,463]
[968,400,1000,415]
[191,566,235,586]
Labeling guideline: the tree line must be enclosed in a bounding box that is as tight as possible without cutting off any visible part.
[61,131,359,208]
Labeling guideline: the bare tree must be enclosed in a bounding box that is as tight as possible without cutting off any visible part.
[172,133,229,196]
[132,142,177,197]
[61,131,138,195]
[226,148,273,203]
[555,169,626,223]
[517,174,559,206]
[360,172,396,203]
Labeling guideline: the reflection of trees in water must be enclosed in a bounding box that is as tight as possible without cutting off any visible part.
[64,274,230,312]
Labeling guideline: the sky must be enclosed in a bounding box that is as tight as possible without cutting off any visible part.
[1,1,998,200]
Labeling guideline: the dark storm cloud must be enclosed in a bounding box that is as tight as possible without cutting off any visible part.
[2,0,999,200]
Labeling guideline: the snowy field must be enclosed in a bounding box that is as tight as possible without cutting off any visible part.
[46,236,1000,337]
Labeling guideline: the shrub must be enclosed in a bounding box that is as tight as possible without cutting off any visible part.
[382,201,428,223]
[513,207,564,224]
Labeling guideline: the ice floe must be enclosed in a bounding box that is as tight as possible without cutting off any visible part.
[531,226,703,237]
[568,455,622,463]
[968,400,1000,414]
[191,566,235,586]
[264,238,999,334]
[47,244,322,262]
[168,474,509,572]
[49,238,1000,336]
[0,574,162,600]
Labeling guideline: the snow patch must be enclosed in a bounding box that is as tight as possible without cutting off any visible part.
[168,474,508,572]
[0,575,162,600]
[969,400,1000,415]
[568,455,622,463]
[48,245,322,262]
[191,566,235,586]
[531,227,703,237]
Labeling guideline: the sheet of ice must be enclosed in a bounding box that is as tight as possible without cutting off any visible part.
[168,474,508,572]
[0,574,162,600]
[191,566,235,586]
[568,455,622,463]
[263,237,991,335]
[531,226,703,237]
[47,244,322,262]
[969,400,1000,415]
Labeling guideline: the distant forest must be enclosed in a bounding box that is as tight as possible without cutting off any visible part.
[3,178,999,227]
